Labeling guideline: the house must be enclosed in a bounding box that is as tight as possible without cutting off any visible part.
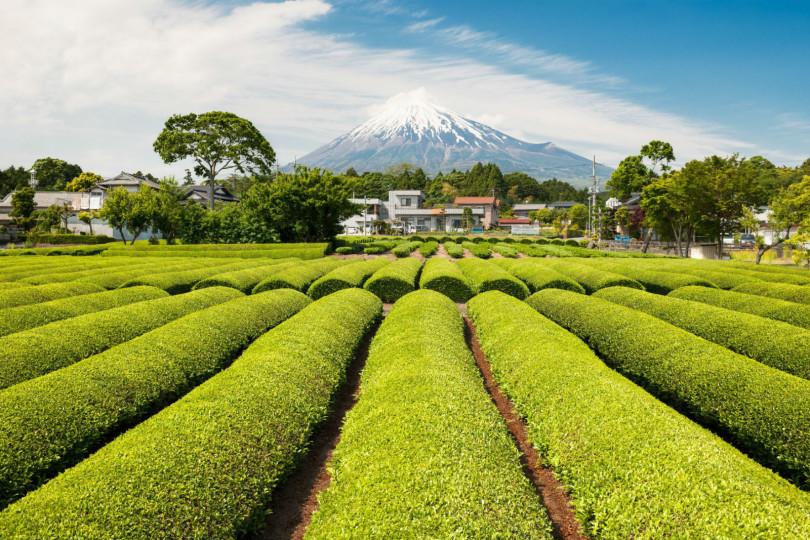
[546,200,579,210]
[512,203,546,219]
[453,196,499,228]
[497,217,539,235]
[0,191,83,226]
[181,184,240,205]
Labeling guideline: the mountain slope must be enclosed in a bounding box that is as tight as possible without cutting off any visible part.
[296,88,612,187]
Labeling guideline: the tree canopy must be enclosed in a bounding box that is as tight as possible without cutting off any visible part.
[30,158,82,191]
[66,172,103,192]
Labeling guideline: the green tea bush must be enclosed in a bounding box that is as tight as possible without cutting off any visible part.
[579,261,717,294]
[307,258,391,299]
[0,289,311,509]
[193,259,299,293]
[0,287,242,390]
[490,243,519,258]
[417,240,438,257]
[363,246,386,255]
[307,290,552,538]
[28,233,116,245]
[77,260,225,289]
[0,283,29,291]
[443,241,464,258]
[540,260,643,293]
[418,258,474,302]
[334,246,356,254]
[364,258,422,302]
[0,281,103,309]
[733,281,810,304]
[595,286,810,380]
[457,258,529,299]
[252,258,348,293]
[0,286,167,337]
[670,286,810,330]
[0,290,379,537]
[123,260,270,294]
[493,259,585,294]
[468,291,810,538]
[528,288,810,487]
[391,241,422,258]
[462,241,491,258]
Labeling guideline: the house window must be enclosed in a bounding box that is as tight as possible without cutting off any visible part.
[402,197,411,207]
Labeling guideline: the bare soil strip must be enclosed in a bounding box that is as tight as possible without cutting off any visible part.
[254,322,379,540]
[463,316,587,540]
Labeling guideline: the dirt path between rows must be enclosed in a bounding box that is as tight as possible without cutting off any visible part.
[463,316,587,540]
[253,321,379,540]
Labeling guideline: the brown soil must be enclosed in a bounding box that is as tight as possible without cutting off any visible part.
[463,316,588,540]
[434,244,452,259]
[253,323,378,540]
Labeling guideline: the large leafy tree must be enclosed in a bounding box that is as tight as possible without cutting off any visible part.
[753,175,810,263]
[99,187,153,244]
[536,178,581,202]
[640,140,676,174]
[607,155,652,200]
[0,166,29,198]
[10,187,36,231]
[31,158,82,191]
[153,111,275,209]
[66,172,103,192]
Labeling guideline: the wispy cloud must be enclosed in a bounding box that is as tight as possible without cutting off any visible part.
[776,113,810,132]
[405,17,444,32]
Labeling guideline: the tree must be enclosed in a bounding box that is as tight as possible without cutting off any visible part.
[607,155,651,200]
[567,204,588,236]
[78,211,96,235]
[149,179,185,244]
[640,140,676,174]
[753,176,810,263]
[10,187,36,231]
[153,111,276,209]
[641,173,700,257]
[99,188,132,244]
[99,187,153,244]
[30,158,82,190]
[0,166,29,198]
[536,178,581,202]
[66,172,103,192]
[461,207,474,231]
[530,207,554,225]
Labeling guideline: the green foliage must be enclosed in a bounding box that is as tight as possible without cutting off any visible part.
[468,291,810,538]
[489,242,518,258]
[607,155,652,200]
[307,290,553,538]
[0,286,240,390]
[595,286,810,379]
[670,285,810,329]
[493,258,585,293]
[528,288,810,487]
[364,257,423,302]
[9,187,35,232]
[362,246,386,255]
[65,172,103,192]
[457,257,529,299]
[334,246,356,254]
[462,241,491,258]
[537,260,644,293]
[0,166,29,199]
[417,240,438,257]
[0,285,167,337]
[30,157,82,191]
[391,240,421,257]
[74,260,225,289]
[192,259,299,293]
[0,289,309,509]
[122,259,271,293]
[418,258,474,302]
[252,258,348,293]
[0,281,102,309]
[307,258,390,299]
[26,233,115,245]
[577,259,717,294]
[733,281,810,304]
[443,241,464,258]
[98,187,152,244]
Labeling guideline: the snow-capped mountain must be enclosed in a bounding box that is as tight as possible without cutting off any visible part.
[295,88,612,186]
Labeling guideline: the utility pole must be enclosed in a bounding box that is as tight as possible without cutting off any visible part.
[588,156,599,245]
[363,194,368,236]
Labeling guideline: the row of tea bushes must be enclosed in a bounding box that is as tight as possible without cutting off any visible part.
[462,241,491,259]
[417,240,438,257]
[104,247,325,260]
[0,286,167,338]
[670,286,810,329]
[307,258,391,299]
[457,258,529,299]
[493,259,585,294]
[443,241,464,258]
[252,258,348,293]
[536,260,643,293]
[391,241,422,258]
[418,258,474,302]
[734,281,810,304]
[529,288,810,488]
[489,243,519,258]
[364,258,423,302]
[123,260,271,294]
[0,289,381,537]
[77,260,228,289]
[306,290,552,539]
[0,287,242,390]
[595,286,810,380]
[193,259,299,293]
[576,259,718,294]
[0,289,310,509]
[0,281,102,309]
[468,291,810,538]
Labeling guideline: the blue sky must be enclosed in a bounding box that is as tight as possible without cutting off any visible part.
[1,0,808,178]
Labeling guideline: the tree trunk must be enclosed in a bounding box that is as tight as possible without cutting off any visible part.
[88,221,93,236]
[208,168,216,210]
[641,227,653,253]
[118,227,127,245]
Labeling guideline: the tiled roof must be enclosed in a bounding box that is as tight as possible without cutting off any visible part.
[453,196,499,206]
[498,218,532,225]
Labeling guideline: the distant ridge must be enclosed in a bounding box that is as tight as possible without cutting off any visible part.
[295,88,612,187]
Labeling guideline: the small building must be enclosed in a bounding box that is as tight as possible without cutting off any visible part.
[512,203,546,219]
[453,196,500,229]
[181,185,240,206]
[546,200,579,210]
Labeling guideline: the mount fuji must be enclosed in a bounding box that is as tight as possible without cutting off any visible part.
[295,88,612,187]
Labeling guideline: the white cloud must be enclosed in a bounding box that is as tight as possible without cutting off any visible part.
[0,0,767,179]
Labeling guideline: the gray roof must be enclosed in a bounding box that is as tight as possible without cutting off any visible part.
[99,172,160,189]
[512,203,547,211]
[0,191,80,211]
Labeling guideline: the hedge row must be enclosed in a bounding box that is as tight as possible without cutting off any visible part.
[468,291,810,538]
[489,243,519,258]
[391,241,422,258]
[418,240,438,257]
[670,286,810,330]
[443,241,464,258]
[528,289,810,487]
[104,247,325,260]
[19,259,165,285]
[106,242,326,251]
[27,233,116,245]
[0,288,311,509]
[0,286,168,338]
[539,260,643,293]
[123,260,270,294]
[0,283,29,291]
[307,258,390,299]
[0,287,242,390]
[462,241,491,258]
[595,286,810,380]
[579,260,717,294]
[0,258,123,281]
[418,258,474,302]
[363,257,422,302]
[0,289,380,537]
[493,259,585,294]
[457,258,529,299]
[634,263,760,289]
[252,258,348,293]
[0,245,109,256]
[363,246,386,255]
[733,281,810,305]
[0,281,103,309]
[193,259,299,293]
[307,290,552,538]
[77,260,225,289]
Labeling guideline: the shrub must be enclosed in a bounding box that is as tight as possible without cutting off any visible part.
[0,287,242,390]
[364,258,422,302]
[493,259,585,294]
[19,259,171,285]
[76,260,224,289]
[363,246,386,255]
[637,265,760,289]
[468,291,810,538]
[578,261,717,294]
[550,238,564,245]
[307,290,552,538]
[539,260,643,293]
[417,240,438,257]
[408,235,425,242]
[490,243,519,258]
[334,246,356,254]
[0,281,103,309]
[391,241,422,258]
[0,289,311,509]
[122,260,271,294]
[0,290,379,537]
[462,241,491,258]
[0,286,167,337]
[252,258,348,293]
[564,239,579,247]
[443,242,464,258]
[670,286,810,330]
[527,288,810,487]
[733,282,810,305]
[457,258,529,299]
[307,258,391,299]
[0,283,29,291]
[595,286,810,380]
[28,233,116,245]
[418,258,475,302]
[193,260,299,293]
